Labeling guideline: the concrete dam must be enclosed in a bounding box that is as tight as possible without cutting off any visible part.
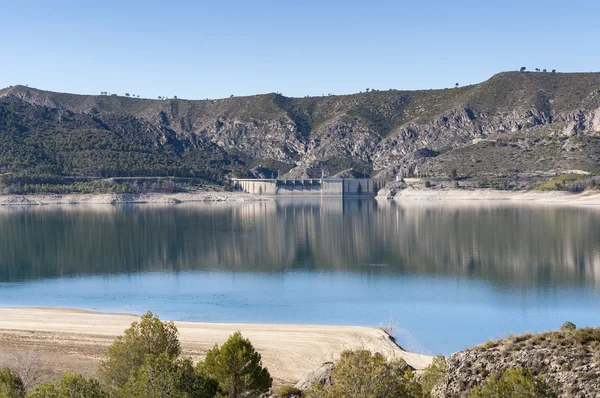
[232,178,386,197]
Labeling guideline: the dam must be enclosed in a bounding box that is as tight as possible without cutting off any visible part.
[232,178,386,197]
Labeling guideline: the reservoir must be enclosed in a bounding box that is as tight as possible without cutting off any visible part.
[0,199,599,355]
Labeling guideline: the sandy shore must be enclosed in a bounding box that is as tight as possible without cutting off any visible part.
[0,191,268,206]
[379,188,600,206]
[0,308,433,386]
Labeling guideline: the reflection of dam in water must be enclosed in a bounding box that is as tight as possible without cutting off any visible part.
[232,178,386,197]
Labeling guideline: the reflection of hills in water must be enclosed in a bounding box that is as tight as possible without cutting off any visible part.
[0,200,599,286]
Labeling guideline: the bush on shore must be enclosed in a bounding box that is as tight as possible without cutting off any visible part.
[0,367,26,398]
[99,311,181,392]
[201,331,272,398]
[304,350,422,398]
[468,368,556,398]
[27,373,107,398]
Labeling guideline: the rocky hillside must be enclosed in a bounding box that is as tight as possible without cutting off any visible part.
[1,71,600,186]
[433,323,600,397]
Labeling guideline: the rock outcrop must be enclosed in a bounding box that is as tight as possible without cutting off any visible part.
[434,327,600,397]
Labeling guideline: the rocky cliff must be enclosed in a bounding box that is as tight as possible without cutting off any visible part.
[1,71,600,185]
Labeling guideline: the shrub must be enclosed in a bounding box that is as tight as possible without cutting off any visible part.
[560,321,576,332]
[201,331,272,398]
[99,311,181,391]
[123,353,219,398]
[572,327,600,344]
[468,368,556,398]
[420,355,447,395]
[304,350,422,398]
[277,385,302,397]
[27,373,107,398]
[424,180,431,188]
[0,368,25,398]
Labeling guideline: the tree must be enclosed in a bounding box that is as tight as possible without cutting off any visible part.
[201,331,272,398]
[552,69,556,73]
[99,311,181,391]
[450,168,458,179]
[125,93,130,97]
[366,88,370,92]
[304,350,422,398]
[0,367,25,398]
[535,68,540,72]
[124,353,219,398]
[455,83,459,88]
[420,355,447,395]
[542,69,547,72]
[468,368,556,398]
[520,67,526,72]
[27,374,107,398]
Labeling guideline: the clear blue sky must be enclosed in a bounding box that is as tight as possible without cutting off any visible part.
[2,0,599,99]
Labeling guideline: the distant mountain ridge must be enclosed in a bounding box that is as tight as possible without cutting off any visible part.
[1,71,600,188]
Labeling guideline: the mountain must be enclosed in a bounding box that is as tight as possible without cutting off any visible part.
[1,71,600,190]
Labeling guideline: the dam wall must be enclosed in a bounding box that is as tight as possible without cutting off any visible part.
[233,178,385,197]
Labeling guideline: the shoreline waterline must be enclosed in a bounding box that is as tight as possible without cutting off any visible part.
[2,188,600,207]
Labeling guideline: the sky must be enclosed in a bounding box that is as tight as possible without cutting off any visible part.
[1,0,599,100]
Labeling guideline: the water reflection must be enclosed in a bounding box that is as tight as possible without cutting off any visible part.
[0,199,599,286]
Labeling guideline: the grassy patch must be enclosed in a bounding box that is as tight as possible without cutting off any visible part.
[536,173,586,191]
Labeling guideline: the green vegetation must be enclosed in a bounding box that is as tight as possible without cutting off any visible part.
[304,350,422,398]
[572,327,600,344]
[420,355,447,396]
[468,368,556,398]
[124,354,218,398]
[276,385,302,397]
[536,173,586,191]
[202,331,272,398]
[0,367,26,398]
[27,374,107,398]
[0,175,216,195]
[99,311,181,391]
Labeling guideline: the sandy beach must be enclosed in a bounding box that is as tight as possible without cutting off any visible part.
[0,308,433,386]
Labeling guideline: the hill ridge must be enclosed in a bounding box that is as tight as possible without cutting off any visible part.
[1,71,600,192]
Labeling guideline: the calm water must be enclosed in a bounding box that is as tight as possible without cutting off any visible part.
[1,199,599,355]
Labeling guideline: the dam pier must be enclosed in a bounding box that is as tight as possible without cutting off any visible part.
[232,178,386,197]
